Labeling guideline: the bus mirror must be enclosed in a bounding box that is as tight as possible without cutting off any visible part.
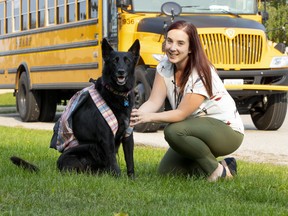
[274,43,286,54]
[260,11,269,23]
[161,2,182,17]
[116,0,131,8]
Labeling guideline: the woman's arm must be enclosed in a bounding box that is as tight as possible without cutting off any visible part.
[131,92,205,126]
[137,72,167,113]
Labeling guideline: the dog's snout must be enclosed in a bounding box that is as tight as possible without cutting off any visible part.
[117,69,126,75]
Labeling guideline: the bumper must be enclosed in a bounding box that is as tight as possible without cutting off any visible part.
[218,68,288,96]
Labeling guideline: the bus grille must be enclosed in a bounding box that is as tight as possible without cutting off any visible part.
[199,33,263,65]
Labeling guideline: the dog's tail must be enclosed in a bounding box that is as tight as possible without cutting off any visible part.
[10,156,39,172]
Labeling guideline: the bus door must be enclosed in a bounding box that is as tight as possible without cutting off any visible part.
[102,0,118,49]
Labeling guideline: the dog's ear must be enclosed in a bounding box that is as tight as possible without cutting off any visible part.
[102,38,114,61]
[128,39,140,64]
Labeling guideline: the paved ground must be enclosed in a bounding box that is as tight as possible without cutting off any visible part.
[0,89,14,94]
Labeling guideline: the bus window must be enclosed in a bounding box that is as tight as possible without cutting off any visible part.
[67,0,75,22]
[78,0,86,20]
[90,0,98,18]
[57,0,65,24]
[0,2,4,34]
[30,0,37,29]
[22,0,28,30]
[14,0,20,31]
[108,0,117,38]
[48,0,55,24]
[38,0,45,27]
[6,0,12,33]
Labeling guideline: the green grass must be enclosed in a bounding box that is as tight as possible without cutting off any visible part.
[0,126,287,216]
[0,93,16,107]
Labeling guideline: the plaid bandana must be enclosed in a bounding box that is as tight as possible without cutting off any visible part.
[55,84,132,152]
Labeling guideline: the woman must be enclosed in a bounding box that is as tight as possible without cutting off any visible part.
[131,20,244,181]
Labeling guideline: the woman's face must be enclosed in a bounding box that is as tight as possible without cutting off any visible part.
[165,29,190,69]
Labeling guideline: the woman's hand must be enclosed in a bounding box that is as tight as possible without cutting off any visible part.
[130,108,151,126]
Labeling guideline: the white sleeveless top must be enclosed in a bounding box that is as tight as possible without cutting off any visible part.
[157,57,244,134]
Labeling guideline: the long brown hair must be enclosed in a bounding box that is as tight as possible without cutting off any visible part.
[166,20,213,97]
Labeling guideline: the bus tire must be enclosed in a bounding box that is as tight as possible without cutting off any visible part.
[133,65,162,133]
[250,93,287,130]
[38,90,57,122]
[17,72,40,122]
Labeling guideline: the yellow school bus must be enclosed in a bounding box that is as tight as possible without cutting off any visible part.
[0,0,106,121]
[0,0,288,131]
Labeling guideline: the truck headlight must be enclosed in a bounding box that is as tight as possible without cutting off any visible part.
[270,56,288,68]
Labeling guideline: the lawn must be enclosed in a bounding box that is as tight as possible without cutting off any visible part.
[0,92,15,107]
[0,126,287,216]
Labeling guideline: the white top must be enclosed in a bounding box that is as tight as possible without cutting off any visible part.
[157,57,244,134]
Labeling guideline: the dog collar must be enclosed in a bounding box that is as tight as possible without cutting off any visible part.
[103,84,131,107]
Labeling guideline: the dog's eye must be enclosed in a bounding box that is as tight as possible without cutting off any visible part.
[113,57,119,63]
[124,57,131,64]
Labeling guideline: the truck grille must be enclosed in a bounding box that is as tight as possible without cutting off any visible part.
[199,33,263,65]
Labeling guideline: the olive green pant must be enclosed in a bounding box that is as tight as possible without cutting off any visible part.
[158,117,244,176]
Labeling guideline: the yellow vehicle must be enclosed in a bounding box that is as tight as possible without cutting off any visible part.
[0,0,111,121]
[0,0,288,131]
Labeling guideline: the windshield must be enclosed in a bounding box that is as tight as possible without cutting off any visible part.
[132,0,258,15]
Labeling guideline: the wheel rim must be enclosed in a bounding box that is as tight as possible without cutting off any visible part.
[18,83,27,117]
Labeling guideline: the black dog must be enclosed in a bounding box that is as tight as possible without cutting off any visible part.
[11,38,140,178]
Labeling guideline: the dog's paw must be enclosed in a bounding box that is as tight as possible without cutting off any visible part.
[128,172,135,180]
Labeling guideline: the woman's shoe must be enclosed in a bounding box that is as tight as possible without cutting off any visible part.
[208,164,227,182]
[220,157,237,177]
[220,164,226,178]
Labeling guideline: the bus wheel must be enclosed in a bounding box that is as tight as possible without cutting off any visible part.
[134,65,161,133]
[17,72,40,122]
[38,90,57,122]
[250,93,287,130]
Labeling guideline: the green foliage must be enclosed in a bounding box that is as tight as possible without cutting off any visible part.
[269,0,286,9]
[264,2,288,44]
[1,126,288,216]
[0,93,16,107]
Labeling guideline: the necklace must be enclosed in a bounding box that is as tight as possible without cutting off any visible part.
[173,72,183,109]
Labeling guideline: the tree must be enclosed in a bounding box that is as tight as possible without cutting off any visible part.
[264,3,288,45]
[269,0,286,9]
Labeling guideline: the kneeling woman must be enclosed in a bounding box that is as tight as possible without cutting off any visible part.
[130,20,244,182]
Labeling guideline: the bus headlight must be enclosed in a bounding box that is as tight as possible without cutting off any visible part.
[270,56,288,68]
